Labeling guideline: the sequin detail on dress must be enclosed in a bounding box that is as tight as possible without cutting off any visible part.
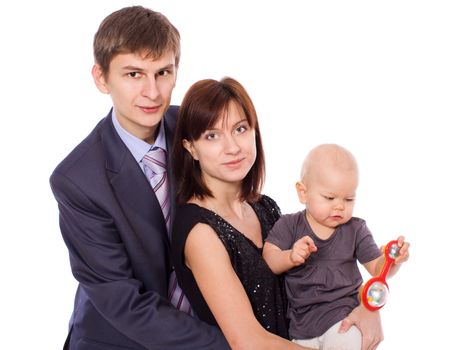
[172,195,289,338]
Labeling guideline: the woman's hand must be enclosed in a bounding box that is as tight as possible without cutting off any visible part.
[339,305,383,350]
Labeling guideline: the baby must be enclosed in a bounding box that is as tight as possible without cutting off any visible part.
[263,143,410,350]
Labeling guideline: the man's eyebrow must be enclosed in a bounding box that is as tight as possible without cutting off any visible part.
[121,65,145,71]
[158,63,176,71]
[121,63,175,72]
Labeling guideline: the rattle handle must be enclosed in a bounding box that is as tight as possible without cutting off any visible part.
[379,240,398,281]
[378,258,393,281]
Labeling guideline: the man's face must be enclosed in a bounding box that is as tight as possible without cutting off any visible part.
[93,50,177,143]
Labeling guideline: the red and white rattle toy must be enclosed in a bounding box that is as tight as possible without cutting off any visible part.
[361,240,400,311]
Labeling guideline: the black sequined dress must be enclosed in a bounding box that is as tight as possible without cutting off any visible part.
[172,195,289,338]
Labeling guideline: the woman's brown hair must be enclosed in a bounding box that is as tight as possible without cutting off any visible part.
[172,77,265,204]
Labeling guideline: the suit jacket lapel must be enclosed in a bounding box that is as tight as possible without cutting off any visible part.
[101,112,169,247]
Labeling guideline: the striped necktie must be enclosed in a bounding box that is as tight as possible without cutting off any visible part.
[142,147,192,314]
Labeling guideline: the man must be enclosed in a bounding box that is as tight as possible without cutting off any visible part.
[50,6,230,349]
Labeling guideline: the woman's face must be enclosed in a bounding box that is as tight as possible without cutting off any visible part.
[183,100,257,190]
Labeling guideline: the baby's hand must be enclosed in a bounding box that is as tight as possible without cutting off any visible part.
[290,236,317,266]
[394,235,410,265]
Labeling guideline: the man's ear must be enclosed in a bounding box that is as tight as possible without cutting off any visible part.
[295,181,308,204]
[182,139,199,160]
[92,64,110,94]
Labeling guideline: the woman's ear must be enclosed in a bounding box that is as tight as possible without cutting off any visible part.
[92,64,110,94]
[295,181,308,204]
[182,139,199,160]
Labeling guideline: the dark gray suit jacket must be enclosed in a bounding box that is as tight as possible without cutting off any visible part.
[50,107,230,350]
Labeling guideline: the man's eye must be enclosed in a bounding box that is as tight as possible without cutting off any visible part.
[158,70,170,77]
[128,72,141,78]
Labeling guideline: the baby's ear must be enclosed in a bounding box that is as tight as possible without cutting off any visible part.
[295,181,308,204]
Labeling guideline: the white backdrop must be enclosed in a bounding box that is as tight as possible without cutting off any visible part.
[1,1,448,349]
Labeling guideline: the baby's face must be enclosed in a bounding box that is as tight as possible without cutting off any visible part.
[303,166,358,231]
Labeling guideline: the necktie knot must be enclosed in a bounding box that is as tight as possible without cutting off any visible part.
[142,147,166,175]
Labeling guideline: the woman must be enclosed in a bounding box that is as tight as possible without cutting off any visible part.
[171,77,382,350]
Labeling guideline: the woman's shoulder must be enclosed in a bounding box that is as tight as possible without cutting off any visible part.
[253,194,282,227]
[175,202,200,222]
[257,194,281,213]
[172,203,215,265]
[173,203,219,237]
[172,203,204,241]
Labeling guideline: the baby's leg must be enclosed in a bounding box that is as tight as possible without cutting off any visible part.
[292,337,321,349]
[321,320,362,350]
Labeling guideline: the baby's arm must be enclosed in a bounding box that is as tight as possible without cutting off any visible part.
[263,236,317,275]
[363,235,410,278]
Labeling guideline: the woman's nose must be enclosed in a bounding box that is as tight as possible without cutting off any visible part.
[224,134,240,154]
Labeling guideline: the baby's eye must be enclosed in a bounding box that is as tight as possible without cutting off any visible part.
[323,195,334,200]
[345,198,355,202]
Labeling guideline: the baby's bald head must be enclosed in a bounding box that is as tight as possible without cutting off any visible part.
[301,144,359,186]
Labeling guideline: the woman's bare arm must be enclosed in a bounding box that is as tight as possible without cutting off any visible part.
[185,223,310,350]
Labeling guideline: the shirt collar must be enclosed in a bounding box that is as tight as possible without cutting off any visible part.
[112,109,167,164]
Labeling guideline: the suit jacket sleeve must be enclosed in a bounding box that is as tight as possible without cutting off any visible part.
[50,126,230,350]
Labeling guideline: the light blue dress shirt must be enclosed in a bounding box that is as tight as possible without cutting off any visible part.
[111,109,167,172]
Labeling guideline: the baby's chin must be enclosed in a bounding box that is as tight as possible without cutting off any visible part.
[324,216,349,227]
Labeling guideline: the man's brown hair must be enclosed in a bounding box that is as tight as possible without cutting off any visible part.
[93,6,180,76]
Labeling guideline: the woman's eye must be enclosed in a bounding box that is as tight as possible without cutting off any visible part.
[236,125,247,133]
[206,132,218,140]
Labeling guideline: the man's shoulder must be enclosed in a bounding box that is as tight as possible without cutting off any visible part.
[164,105,179,130]
[167,105,179,116]
[51,115,111,178]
